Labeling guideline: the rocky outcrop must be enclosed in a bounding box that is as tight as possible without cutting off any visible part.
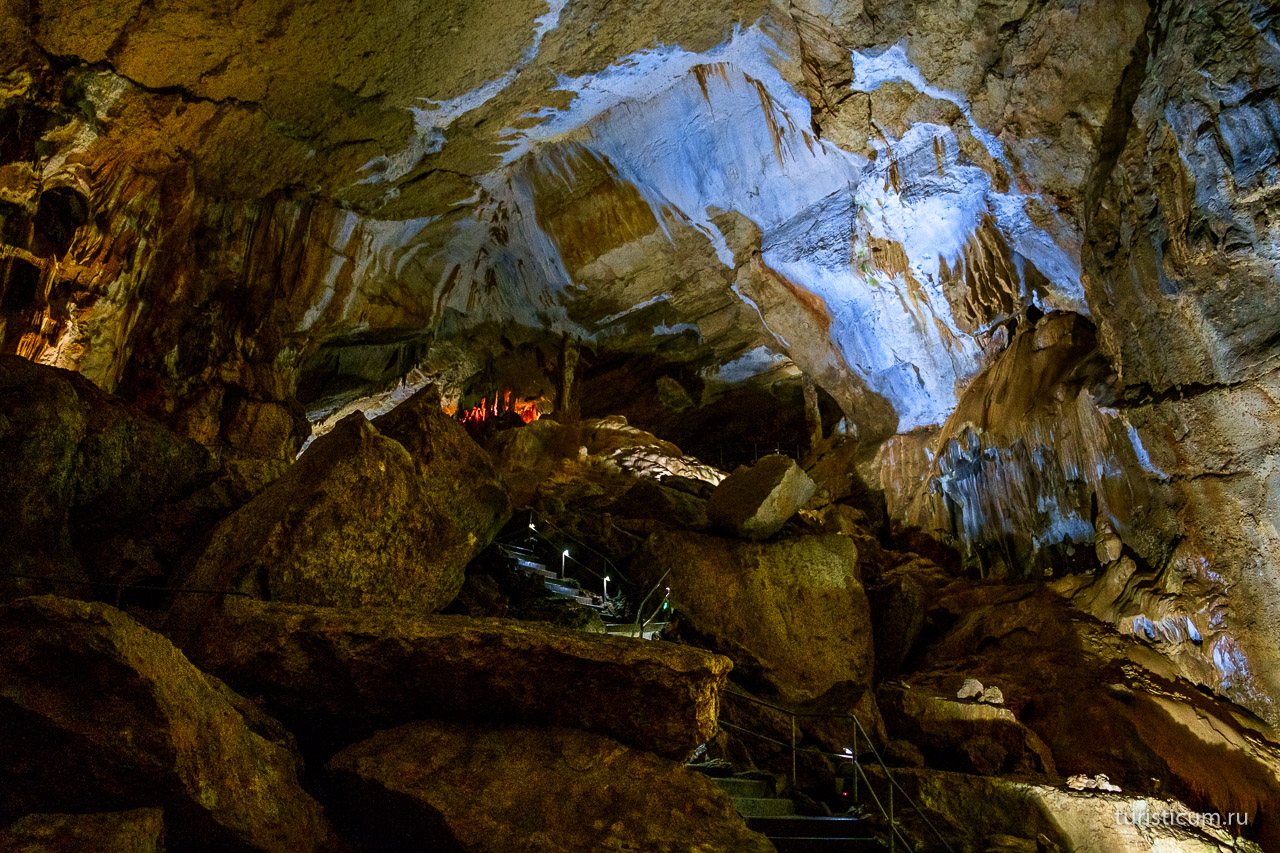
[900,581,1280,848]
[172,412,482,622]
[634,531,872,703]
[326,720,775,853]
[878,685,1057,778]
[707,454,815,539]
[875,767,1261,853]
[610,477,710,530]
[372,384,511,546]
[0,596,335,852]
[0,809,166,853]
[0,357,213,598]
[183,598,731,760]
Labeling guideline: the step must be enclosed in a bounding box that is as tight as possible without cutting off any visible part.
[523,567,558,580]
[710,777,770,799]
[512,558,549,571]
[747,817,874,839]
[748,817,881,852]
[604,622,669,638]
[730,797,796,818]
[765,838,883,853]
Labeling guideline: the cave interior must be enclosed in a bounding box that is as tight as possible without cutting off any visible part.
[2,1,1280,851]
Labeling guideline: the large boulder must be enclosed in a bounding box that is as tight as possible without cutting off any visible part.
[372,385,510,547]
[878,685,1057,778]
[172,412,477,623]
[0,596,335,852]
[0,809,166,853]
[326,720,775,853]
[183,598,731,760]
[902,582,1280,848]
[871,767,1261,853]
[634,531,873,703]
[707,454,814,539]
[0,356,213,599]
[609,477,709,529]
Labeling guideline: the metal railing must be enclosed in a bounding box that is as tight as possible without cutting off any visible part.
[520,510,627,585]
[720,687,955,853]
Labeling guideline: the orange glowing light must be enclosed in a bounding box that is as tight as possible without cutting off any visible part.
[457,392,542,424]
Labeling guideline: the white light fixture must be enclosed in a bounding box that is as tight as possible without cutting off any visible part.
[603,576,611,598]
[561,549,569,578]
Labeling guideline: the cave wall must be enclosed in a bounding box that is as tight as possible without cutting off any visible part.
[2,0,1280,719]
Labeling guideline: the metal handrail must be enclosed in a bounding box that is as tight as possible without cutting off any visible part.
[630,568,671,638]
[526,510,629,585]
[722,687,955,853]
[716,720,912,850]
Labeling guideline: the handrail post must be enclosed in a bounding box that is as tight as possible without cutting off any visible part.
[853,726,858,801]
[791,714,797,790]
[889,784,895,853]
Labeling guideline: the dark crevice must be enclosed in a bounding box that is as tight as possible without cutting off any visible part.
[1084,0,1168,227]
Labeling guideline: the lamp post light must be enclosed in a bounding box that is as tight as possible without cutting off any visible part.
[603,575,611,599]
[561,549,570,579]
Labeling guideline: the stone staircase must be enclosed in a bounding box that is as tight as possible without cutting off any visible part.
[709,777,883,852]
[496,542,606,609]
[497,537,670,635]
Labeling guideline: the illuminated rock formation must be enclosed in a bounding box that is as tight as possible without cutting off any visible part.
[1,0,1279,848]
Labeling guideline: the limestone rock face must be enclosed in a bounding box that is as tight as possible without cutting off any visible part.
[0,357,213,598]
[326,720,775,853]
[0,596,334,853]
[878,767,1259,853]
[0,809,166,853]
[634,530,871,703]
[175,412,476,620]
[707,454,815,539]
[902,581,1280,848]
[183,598,731,760]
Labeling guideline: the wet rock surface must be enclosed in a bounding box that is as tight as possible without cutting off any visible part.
[0,809,166,853]
[183,598,730,760]
[0,596,335,853]
[894,579,1280,848]
[327,720,775,853]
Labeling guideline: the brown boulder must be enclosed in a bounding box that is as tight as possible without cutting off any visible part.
[183,598,731,760]
[326,720,775,853]
[0,596,335,852]
[372,384,511,546]
[707,454,815,539]
[0,356,213,599]
[634,530,873,703]
[0,809,166,852]
[878,685,1057,778]
[173,412,475,622]
[610,477,709,529]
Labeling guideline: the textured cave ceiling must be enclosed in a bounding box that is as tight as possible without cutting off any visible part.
[3,0,1280,723]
